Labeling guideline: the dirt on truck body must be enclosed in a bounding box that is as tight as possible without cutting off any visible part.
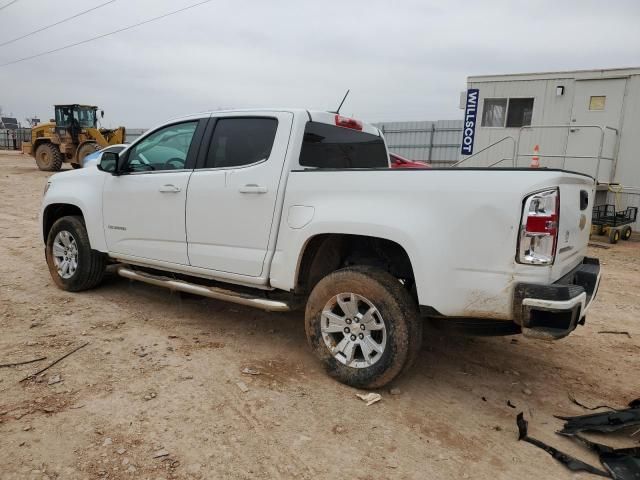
[0,152,639,480]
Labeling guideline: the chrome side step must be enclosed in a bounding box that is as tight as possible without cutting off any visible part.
[116,266,291,312]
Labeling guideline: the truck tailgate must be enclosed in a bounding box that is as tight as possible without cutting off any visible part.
[551,174,596,280]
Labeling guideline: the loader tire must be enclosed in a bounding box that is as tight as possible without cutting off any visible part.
[35,143,63,171]
[305,265,422,389]
[75,142,100,168]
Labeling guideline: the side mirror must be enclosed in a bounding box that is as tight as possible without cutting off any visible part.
[98,151,119,174]
[100,110,104,118]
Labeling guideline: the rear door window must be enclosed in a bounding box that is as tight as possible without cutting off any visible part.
[299,122,388,168]
[204,117,278,168]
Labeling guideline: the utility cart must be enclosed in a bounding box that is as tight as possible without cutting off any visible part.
[591,204,638,243]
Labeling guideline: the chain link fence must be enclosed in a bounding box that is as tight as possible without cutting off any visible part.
[374,120,463,165]
[0,128,30,150]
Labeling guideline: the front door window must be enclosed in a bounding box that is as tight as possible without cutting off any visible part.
[124,122,198,173]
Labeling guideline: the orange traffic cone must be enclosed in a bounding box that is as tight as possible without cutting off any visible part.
[530,144,540,168]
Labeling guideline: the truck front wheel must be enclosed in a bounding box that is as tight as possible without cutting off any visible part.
[45,216,106,292]
[305,266,422,389]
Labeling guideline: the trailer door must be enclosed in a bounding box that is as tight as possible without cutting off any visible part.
[565,78,627,182]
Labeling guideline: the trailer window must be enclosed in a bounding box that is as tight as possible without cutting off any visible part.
[481,99,507,127]
[482,98,533,128]
[506,98,534,127]
[589,96,606,111]
[299,122,388,168]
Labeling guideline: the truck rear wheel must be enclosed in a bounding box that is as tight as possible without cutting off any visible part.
[305,266,422,389]
[45,216,106,292]
[35,143,63,171]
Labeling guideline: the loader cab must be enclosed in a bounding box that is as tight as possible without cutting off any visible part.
[54,104,98,139]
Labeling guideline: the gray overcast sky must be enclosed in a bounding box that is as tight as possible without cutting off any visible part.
[1,0,639,128]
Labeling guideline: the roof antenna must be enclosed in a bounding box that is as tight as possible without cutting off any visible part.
[334,89,350,114]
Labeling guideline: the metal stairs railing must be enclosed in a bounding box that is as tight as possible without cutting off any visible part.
[453,124,619,184]
[452,135,515,168]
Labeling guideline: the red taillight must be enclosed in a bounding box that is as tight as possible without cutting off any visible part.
[518,189,560,265]
[335,114,362,131]
[525,213,558,234]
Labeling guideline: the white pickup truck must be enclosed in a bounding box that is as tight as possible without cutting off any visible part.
[41,109,601,388]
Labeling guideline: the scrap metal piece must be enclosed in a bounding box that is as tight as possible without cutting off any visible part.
[557,408,640,435]
[559,433,640,480]
[568,392,619,412]
[560,432,640,456]
[600,454,640,480]
[516,413,610,477]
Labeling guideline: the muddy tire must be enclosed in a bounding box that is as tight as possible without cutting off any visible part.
[305,266,422,389]
[35,143,63,171]
[45,216,106,292]
[621,225,632,241]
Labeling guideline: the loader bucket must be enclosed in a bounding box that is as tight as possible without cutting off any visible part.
[21,141,32,155]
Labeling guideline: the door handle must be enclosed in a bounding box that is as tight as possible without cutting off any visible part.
[239,184,268,194]
[159,184,181,193]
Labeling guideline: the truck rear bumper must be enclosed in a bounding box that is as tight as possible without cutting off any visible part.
[513,257,601,340]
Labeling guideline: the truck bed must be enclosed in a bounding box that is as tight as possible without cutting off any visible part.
[270,167,596,320]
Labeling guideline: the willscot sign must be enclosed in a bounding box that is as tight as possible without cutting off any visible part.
[461,89,479,155]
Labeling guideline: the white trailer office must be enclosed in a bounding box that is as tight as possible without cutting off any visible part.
[458,67,640,226]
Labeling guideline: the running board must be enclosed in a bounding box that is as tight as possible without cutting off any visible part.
[115,266,291,312]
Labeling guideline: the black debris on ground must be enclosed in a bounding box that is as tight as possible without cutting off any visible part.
[557,407,640,435]
[516,412,609,477]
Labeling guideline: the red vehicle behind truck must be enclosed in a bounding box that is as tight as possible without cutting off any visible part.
[389,153,430,169]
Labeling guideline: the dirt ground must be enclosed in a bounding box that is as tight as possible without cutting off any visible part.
[0,152,638,480]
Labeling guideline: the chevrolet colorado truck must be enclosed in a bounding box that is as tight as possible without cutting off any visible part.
[40,109,601,388]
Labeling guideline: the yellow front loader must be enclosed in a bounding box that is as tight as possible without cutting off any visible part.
[22,104,126,171]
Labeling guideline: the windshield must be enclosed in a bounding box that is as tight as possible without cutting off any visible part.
[73,107,97,128]
[55,106,97,129]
